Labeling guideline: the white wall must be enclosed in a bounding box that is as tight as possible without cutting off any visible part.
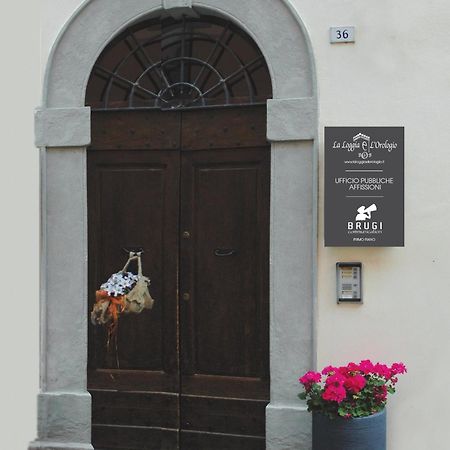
[292,0,450,449]
[5,1,449,449]
[0,2,41,450]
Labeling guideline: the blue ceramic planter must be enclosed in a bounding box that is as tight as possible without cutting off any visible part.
[313,409,386,450]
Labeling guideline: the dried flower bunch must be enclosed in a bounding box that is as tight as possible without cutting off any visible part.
[298,360,407,419]
[100,271,139,297]
[90,254,155,349]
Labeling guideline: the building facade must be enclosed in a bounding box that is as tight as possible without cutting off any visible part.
[6,0,449,449]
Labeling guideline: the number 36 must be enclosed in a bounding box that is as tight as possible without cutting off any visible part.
[336,29,349,39]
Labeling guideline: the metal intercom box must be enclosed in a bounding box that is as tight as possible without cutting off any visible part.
[337,262,362,303]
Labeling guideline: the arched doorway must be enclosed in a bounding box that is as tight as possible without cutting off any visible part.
[86,15,272,449]
[30,1,316,449]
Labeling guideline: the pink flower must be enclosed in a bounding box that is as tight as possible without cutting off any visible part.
[373,363,391,379]
[346,362,361,373]
[299,371,321,391]
[338,362,362,376]
[358,359,374,374]
[322,365,338,375]
[322,385,347,403]
[344,374,366,393]
[391,362,407,375]
[304,360,407,415]
[325,372,346,387]
[337,366,351,376]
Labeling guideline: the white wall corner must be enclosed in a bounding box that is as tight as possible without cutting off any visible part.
[35,107,91,148]
[267,98,317,142]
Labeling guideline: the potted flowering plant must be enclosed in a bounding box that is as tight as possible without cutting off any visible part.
[298,360,406,450]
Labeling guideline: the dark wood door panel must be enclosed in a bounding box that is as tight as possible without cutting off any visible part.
[92,390,179,429]
[180,374,268,400]
[92,425,178,450]
[91,110,181,150]
[88,149,180,390]
[178,146,270,447]
[180,395,266,436]
[89,369,178,392]
[180,430,265,450]
[89,107,270,450]
[181,106,268,150]
[180,148,270,383]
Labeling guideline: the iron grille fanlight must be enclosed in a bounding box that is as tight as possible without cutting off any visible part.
[86,15,272,111]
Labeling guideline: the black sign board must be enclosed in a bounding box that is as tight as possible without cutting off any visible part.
[325,127,404,247]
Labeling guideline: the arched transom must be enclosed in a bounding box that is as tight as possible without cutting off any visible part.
[86,15,272,110]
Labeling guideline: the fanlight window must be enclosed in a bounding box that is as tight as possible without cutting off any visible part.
[86,15,272,110]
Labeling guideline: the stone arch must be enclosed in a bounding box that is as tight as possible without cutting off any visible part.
[32,1,317,449]
[43,0,314,107]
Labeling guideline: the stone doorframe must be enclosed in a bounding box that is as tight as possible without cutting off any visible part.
[30,1,317,449]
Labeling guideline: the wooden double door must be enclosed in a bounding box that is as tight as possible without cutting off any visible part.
[88,106,270,450]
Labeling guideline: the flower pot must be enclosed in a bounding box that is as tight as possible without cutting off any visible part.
[313,409,386,450]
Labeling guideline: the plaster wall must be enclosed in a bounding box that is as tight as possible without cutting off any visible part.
[0,3,40,450]
[291,0,450,449]
[5,0,449,449]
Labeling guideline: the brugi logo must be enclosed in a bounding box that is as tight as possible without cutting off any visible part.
[348,204,383,232]
[355,204,377,221]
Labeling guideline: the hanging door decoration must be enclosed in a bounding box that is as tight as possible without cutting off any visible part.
[91,251,155,352]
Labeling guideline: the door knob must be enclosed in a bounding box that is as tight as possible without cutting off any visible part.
[182,292,191,301]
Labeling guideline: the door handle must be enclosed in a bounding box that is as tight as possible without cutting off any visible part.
[214,248,238,257]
